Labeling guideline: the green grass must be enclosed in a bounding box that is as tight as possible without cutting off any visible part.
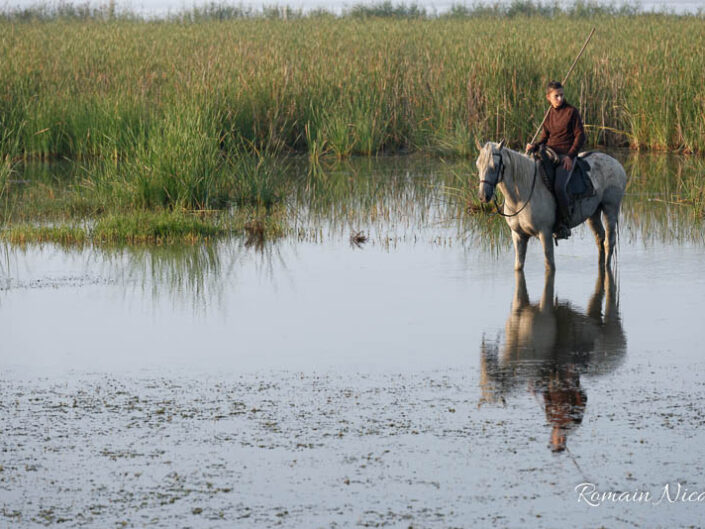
[1,3,703,244]
[1,6,704,163]
[92,211,227,244]
[1,223,89,246]
[1,207,287,245]
[0,145,290,231]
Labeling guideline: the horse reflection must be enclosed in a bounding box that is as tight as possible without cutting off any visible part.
[480,269,626,452]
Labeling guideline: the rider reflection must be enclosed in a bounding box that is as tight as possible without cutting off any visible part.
[532,364,587,452]
[480,268,626,453]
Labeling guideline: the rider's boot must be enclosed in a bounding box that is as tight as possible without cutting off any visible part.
[553,202,572,241]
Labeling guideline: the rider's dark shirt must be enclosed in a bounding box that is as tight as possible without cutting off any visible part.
[536,101,585,159]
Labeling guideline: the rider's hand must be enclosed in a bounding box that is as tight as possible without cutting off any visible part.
[562,156,573,171]
[525,143,535,154]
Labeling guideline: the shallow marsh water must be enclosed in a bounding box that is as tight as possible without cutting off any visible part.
[2,153,705,528]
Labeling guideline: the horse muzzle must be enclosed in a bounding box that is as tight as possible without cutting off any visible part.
[479,182,495,203]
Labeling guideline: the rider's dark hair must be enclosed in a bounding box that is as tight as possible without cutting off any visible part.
[546,80,563,93]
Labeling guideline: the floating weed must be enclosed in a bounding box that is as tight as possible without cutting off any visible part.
[466,201,494,215]
[349,230,368,248]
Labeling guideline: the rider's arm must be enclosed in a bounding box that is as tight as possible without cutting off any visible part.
[567,109,585,159]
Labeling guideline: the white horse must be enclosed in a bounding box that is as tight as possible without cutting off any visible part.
[476,140,627,271]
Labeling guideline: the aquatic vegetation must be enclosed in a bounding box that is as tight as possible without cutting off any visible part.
[0,159,11,205]
[5,150,703,248]
[1,150,704,251]
[2,223,89,246]
[1,208,288,245]
[622,153,705,243]
[0,144,291,243]
[349,230,369,248]
[1,2,703,242]
[678,159,705,217]
[1,5,704,163]
[92,212,227,244]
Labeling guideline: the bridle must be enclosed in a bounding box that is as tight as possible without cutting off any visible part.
[480,151,506,188]
[480,148,538,218]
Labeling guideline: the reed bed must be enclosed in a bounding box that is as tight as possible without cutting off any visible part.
[1,3,704,242]
[1,7,704,163]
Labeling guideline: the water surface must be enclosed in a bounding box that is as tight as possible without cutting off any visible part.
[2,153,705,528]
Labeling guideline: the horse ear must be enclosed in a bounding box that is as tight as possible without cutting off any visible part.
[498,138,506,150]
[474,137,482,152]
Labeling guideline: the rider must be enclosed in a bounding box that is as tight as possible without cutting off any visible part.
[526,81,586,240]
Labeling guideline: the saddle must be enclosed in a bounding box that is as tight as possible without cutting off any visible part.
[533,146,596,202]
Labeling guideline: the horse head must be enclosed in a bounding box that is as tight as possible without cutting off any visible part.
[476,139,506,203]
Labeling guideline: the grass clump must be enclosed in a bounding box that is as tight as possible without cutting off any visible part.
[98,105,231,211]
[2,223,89,246]
[230,154,289,209]
[92,211,227,244]
[2,208,288,246]
[0,212,223,246]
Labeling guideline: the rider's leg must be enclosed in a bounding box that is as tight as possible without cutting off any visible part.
[553,165,573,239]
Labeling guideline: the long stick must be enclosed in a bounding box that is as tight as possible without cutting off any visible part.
[529,27,596,146]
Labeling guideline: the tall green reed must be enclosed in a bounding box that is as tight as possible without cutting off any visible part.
[2,12,704,161]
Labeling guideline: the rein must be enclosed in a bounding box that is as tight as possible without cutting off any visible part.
[482,150,539,218]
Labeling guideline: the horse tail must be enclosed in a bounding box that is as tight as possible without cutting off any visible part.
[612,216,620,272]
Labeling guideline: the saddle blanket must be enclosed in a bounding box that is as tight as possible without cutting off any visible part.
[535,147,596,202]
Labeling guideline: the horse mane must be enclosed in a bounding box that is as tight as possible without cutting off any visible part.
[500,146,536,185]
[478,142,536,186]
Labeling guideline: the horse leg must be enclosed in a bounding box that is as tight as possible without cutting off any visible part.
[539,268,556,313]
[539,230,556,272]
[512,270,530,311]
[587,207,606,267]
[512,230,529,271]
[602,206,619,269]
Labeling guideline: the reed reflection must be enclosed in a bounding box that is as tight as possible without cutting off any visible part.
[107,238,288,312]
[0,237,286,313]
[480,269,626,452]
